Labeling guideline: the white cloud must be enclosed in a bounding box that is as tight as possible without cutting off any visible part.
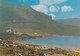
[53,0,67,4]
[31,0,73,20]
[31,4,48,14]
[40,0,67,5]
[31,5,57,19]
[61,5,73,12]
[49,6,58,12]
[49,14,56,20]
[21,0,67,5]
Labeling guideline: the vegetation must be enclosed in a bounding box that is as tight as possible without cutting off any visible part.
[0,54,13,56]
[0,39,80,56]
[0,31,37,40]
[0,1,80,36]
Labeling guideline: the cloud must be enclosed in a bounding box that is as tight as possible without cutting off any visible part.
[21,0,67,5]
[31,5,56,19]
[49,6,58,12]
[49,14,56,20]
[53,0,67,4]
[31,5,57,19]
[31,4,48,14]
[31,0,73,19]
[61,5,73,12]
[40,0,67,5]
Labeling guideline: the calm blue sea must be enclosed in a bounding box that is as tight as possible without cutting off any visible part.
[18,36,80,50]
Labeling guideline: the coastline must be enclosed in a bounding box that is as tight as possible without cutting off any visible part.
[17,41,80,52]
[15,41,80,56]
[0,39,80,56]
[17,36,80,50]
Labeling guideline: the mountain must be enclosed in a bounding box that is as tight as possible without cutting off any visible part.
[55,18,80,26]
[0,1,80,36]
[0,2,61,34]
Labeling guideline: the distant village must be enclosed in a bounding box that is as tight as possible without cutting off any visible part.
[0,39,80,56]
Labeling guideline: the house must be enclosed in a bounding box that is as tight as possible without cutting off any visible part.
[0,42,3,47]
[0,41,5,48]
[5,41,14,46]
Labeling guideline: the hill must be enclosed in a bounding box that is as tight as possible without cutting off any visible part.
[55,18,80,26]
[0,1,80,37]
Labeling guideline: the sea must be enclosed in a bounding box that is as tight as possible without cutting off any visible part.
[18,36,80,50]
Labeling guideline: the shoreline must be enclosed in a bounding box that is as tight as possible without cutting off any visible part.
[16,41,80,55]
[16,41,80,52]
[16,36,80,55]
[16,35,80,41]
[2,35,80,54]
[1,39,80,56]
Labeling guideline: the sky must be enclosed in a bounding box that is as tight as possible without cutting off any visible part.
[3,0,80,19]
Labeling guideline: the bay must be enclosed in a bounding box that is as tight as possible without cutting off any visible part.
[18,36,80,50]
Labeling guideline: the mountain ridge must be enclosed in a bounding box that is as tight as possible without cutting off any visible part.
[0,2,80,36]
[55,18,80,26]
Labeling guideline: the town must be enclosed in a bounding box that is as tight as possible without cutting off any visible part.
[0,39,80,56]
